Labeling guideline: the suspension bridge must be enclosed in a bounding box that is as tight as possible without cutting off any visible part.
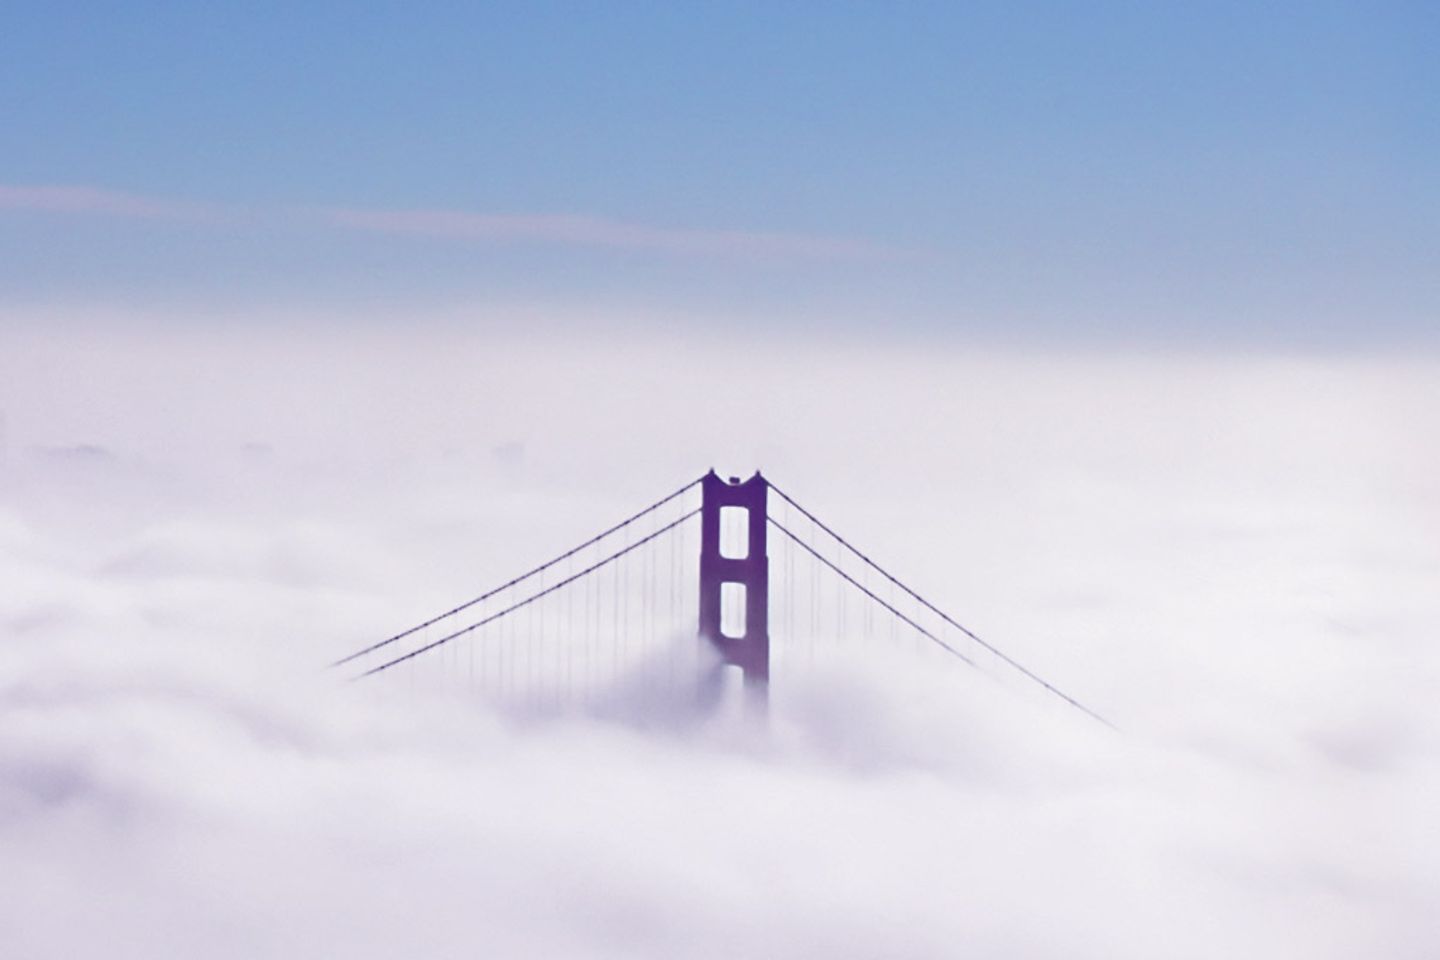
[331,470,1111,728]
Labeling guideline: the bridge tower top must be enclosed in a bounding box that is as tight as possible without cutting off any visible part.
[698,470,769,706]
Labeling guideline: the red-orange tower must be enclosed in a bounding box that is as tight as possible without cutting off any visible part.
[697,470,769,707]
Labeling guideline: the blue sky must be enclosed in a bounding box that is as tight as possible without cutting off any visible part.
[2,1,1435,346]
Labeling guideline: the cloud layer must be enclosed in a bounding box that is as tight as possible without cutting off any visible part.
[1,321,1436,958]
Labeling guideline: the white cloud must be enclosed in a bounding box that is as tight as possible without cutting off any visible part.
[0,316,1435,958]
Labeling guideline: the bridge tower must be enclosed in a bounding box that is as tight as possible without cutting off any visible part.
[698,470,769,709]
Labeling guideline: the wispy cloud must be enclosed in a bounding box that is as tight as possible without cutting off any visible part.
[0,183,894,261]
[315,207,893,260]
[0,184,222,222]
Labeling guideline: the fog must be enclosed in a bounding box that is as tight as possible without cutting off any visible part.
[1,316,1436,958]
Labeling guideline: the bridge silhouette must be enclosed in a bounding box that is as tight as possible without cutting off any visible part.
[332,471,1111,727]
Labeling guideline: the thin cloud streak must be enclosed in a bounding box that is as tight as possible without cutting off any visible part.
[0,184,223,222]
[316,207,895,260]
[0,183,895,261]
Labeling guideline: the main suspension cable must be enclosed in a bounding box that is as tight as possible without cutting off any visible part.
[331,475,704,668]
[767,516,975,667]
[354,508,700,679]
[768,483,1115,730]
